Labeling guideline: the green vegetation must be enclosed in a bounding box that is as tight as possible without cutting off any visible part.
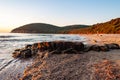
[11,23,90,33]
[11,18,120,34]
[66,18,120,34]
[11,23,60,33]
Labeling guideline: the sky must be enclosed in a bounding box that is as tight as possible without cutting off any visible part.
[0,0,120,32]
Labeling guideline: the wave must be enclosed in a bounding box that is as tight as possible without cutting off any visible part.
[0,36,17,38]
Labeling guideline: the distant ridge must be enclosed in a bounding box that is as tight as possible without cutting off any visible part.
[11,18,120,34]
[11,23,89,33]
[11,23,60,33]
[66,18,120,34]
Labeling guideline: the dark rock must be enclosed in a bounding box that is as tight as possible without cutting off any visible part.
[39,42,50,51]
[20,49,32,58]
[62,48,77,54]
[63,42,73,49]
[31,49,38,56]
[25,44,32,49]
[12,51,21,58]
[31,41,84,52]
[12,49,32,58]
[32,43,38,49]
[50,50,61,54]
[100,46,109,52]
[91,45,100,52]
[74,42,84,51]
[57,42,65,50]
[15,49,21,51]
[83,45,91,52]
[105,43,120,49]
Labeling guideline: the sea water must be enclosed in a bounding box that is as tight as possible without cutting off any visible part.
[0,33,87,59]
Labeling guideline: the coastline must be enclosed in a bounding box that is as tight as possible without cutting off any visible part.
[20,34,120,80]
[1,34,120,80]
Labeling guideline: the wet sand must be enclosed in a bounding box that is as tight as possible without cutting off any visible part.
[0,58,32,80]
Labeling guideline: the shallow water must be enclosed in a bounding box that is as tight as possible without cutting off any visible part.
[0,33,87,53]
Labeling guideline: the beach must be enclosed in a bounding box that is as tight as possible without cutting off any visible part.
[0,34,120,80]
[20,34,120,80]
[80,34,120,45]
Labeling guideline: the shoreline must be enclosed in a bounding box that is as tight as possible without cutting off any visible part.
[0,34,120,80]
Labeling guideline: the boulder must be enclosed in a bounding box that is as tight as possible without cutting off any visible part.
[31,49,38,56]
[105,43,120,49]
[25,44,32,49]
[32,43,38,49]
[12,51,21,58]
[99,46,109,52]
[12,49,32,58]
[91,45,100,52]
[74,42,84,51]
[83,45,91,52]
[20,49,32,58]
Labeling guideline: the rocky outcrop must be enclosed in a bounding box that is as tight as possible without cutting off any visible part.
[12,41,120,59]
[11,41,120,80]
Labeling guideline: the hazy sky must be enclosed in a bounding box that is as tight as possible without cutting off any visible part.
[0,0,120,32]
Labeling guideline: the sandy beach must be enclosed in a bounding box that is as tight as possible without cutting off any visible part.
[19,34,120,80]
[80,34,120,45]
[1,34,120,80]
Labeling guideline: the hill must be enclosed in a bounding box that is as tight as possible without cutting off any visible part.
[11,23,90,33]
[11,23,60,33]
[11,18,120,34]
[66,18,120,34]
[60,25,89,33]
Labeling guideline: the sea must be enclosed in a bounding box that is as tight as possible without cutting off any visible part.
[0,33,87,79]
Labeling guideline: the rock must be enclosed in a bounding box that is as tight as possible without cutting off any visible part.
[12,51,21,58]
[25,44,32,49]
[74,42,84,51]
[83,45,91,52]
[62,48,77,54]
[99,46,109,52]
[20,49,32,58]
[15,49,21,51]
[12,49,32,58]
[31,49,38,56]
[32,43,38,49]
[50,49,61,54]
[31,41,84,52]
[39,42,50,51]
[105,43,120,49]
[91,45,100,52]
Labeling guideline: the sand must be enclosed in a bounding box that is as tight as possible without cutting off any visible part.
[1,34,120,80]
[20,34,120,80]
[80,34,120,45]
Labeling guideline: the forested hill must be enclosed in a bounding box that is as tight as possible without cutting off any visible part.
[11,23,90,33]
[66,18,120,34]
[11,18,120,34]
